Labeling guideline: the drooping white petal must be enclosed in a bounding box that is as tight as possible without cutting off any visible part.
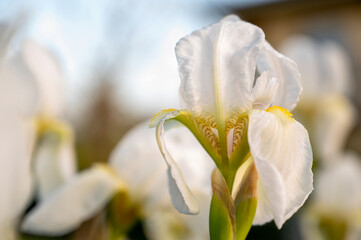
[248,110,313,228]
[21,165,122,236]
[34,134,76,199]
[110,121,213,212]
[156,115,200,214]
[176,15,264,117]
[0,117,35,238]
[257,42,302,111]
[251,72,280,110]
[22,40,64,117]
[253,157,286,227]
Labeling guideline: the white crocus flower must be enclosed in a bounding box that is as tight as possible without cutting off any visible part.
[280,36,356,161]
[109,121,214,240]
[301,153,361,240]
[150,15,313,230]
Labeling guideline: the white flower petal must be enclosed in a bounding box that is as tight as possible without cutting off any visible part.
[315,152,361,217]
[251,72,280,110]
[0,117,35,238]
[21,166,121,236]
[279,36,323,96]
[176,15,264,116]
[156,115,200,214]
[257,42,302,111]
[34,134,77,199]
[22,40,64,117]
[313,94,356,160]
[248,110,313,228]
[0,63,38,117]
[253,156,286,227]
[110,121,213,214]
[280,36,353,96]
[109,122,169,208]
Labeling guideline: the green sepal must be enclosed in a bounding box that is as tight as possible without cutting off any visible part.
[235,197,257,240]
[150,109,221,167]
[210,193,234,240]
[209,168,236,240]
[233,161,258,240]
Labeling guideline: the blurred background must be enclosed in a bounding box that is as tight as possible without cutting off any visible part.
[1,0,361,239]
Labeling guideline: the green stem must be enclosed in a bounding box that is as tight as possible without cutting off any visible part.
[220,166,237,193]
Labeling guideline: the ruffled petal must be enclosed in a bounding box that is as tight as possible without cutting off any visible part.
[248,110,313,228]
[251,72,280,110]
[21,165,123,236]
[156,114,200,214]
[257,42,302,111]
[22,40,65,117]
[176,15,264,117]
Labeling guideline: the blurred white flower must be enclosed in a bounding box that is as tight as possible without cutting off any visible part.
[0,34,122,238]
[16,41,123,237]
[301,153,361,240]
[280,36,356,161]
[0,23,38,240]
[150,15,313,229]
[21,40,77,200]
[21,165,124,237]
[109,121,214,240]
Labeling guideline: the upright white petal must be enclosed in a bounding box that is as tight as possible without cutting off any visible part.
[280,36,353,96]
[251,72,279,110]
[176,15,264,117]
[34,134,77,199]
[21,165,122,236]
[257,42,302,111]
[0,63,38,117]
[248,110,313,228]
[22,40,65,117]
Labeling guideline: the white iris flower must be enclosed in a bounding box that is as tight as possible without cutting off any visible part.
[150,15,313,230]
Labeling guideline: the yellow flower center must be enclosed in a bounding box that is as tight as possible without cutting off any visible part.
[266,106,294,123]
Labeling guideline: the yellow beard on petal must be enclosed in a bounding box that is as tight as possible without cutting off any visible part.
[266,106,295,123]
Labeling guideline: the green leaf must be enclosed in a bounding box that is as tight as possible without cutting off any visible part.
[233,162,258,240]
[209,168,235,240]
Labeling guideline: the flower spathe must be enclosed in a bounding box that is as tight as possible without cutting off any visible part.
[151,15,313,229]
